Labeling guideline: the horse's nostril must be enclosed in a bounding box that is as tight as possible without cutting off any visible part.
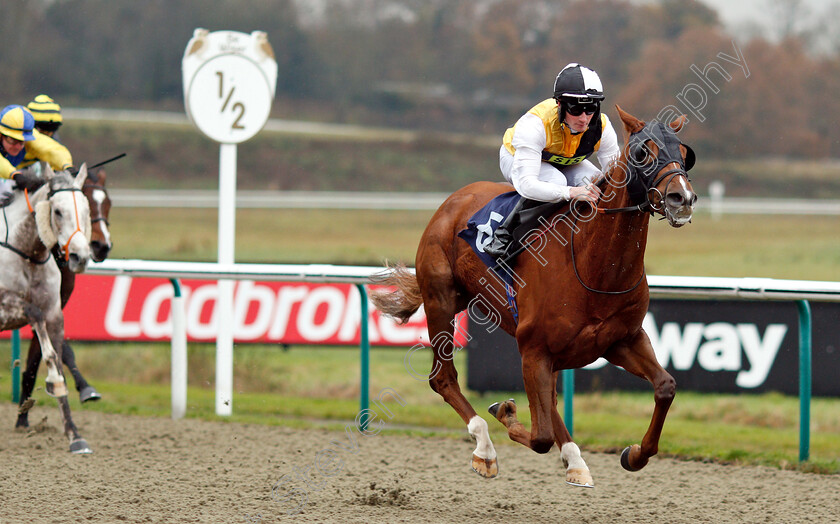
[90,241,112,261]
[665,193,685,207]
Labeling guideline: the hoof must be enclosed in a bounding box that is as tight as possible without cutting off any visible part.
[620,445,643,472]
[80,386,102,403]
[69,439,93,454]
[45,381,68,398]
[18,397,36,415]
[566,467,594,488]
[487,398,515,419]
[471,453,499,478]
[15,416,29,430]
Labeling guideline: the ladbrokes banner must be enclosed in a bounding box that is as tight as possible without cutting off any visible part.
[0,275,453,347]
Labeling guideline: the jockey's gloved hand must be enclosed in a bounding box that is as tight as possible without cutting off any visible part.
[0,192,14,207]
[66,165,78,177]
[11,170,44,192]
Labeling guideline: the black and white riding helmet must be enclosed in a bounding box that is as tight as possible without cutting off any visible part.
[553,63,605,104]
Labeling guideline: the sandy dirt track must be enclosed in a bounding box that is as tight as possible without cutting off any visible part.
[1,402,839,524]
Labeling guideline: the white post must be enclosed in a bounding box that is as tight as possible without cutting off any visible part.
[216,143,237,415]
[182,30,277,417]
[709,180,725,220]
[170,285,187,420]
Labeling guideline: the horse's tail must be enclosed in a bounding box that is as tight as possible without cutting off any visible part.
[368,262,423,325]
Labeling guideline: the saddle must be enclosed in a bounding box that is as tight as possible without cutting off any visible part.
[458,192,571,286]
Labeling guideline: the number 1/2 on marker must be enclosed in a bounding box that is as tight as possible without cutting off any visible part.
[217,71,235,111]
[216,71,245,129]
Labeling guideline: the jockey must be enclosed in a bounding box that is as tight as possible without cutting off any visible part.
[485,63,621,257]
[0,104,74,201]
[27,94,64,139]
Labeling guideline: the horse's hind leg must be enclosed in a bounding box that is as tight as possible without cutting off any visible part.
[488,351,558,453]
[57,264,101,402]
[62,341,101,402]
[16,337,44,429]
[603,329,675,472]
[423,280,498,478]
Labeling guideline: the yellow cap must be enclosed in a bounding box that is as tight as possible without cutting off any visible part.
[26,94,63,124]
[0,105,36,142]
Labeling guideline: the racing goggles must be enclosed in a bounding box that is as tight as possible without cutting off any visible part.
[566,102,599,116]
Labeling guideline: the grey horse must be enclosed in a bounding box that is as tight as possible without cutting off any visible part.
[0,164,93,453]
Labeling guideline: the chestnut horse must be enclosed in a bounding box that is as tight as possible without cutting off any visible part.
[15,168,113,428]
[370,106,697,486]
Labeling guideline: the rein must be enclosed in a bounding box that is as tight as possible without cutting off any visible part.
[595,166,687,216]
[575,164,689,294]
[569,213,646,295]
[0,189,51,265]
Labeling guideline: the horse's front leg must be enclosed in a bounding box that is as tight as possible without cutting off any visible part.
[549,371,594,487]
[28,308,67,399]
[603,328,675,472]
[28,305,92,454]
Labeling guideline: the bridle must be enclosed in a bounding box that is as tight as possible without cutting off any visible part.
[48,185,87,262]
[596,122,695,218]
[84,177,111,228]
[0,183,87,264]
[571,122,696,295]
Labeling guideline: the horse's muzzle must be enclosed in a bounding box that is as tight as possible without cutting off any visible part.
[664,190,697,228]
[67,253,90,273]
[90,240,112,262]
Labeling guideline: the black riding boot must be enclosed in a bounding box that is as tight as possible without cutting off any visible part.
[485,197,571,259]
[485,197,525,257]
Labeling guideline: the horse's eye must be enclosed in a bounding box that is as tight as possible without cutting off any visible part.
[53,209,63,219]
[631,145,651,164]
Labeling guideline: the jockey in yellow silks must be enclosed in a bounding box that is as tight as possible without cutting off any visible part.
[0,104,73,202]
[485,63,620,257]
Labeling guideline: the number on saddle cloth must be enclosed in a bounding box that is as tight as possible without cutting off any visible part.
[457,191,520,274]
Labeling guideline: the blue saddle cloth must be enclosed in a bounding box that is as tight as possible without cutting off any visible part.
[457,190,521,290]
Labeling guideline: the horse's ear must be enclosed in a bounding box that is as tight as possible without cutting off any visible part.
[43,163,56,181]
[615,105,646,135]
[74,163,89,189]
[670,114,689,133]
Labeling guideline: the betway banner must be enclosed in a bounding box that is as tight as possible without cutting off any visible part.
[466,300,840,396]
[0,275,444,347]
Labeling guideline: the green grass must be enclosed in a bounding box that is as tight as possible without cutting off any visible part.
[5,343,838,473]
[645,214,840,280]
[108,208,433,264]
